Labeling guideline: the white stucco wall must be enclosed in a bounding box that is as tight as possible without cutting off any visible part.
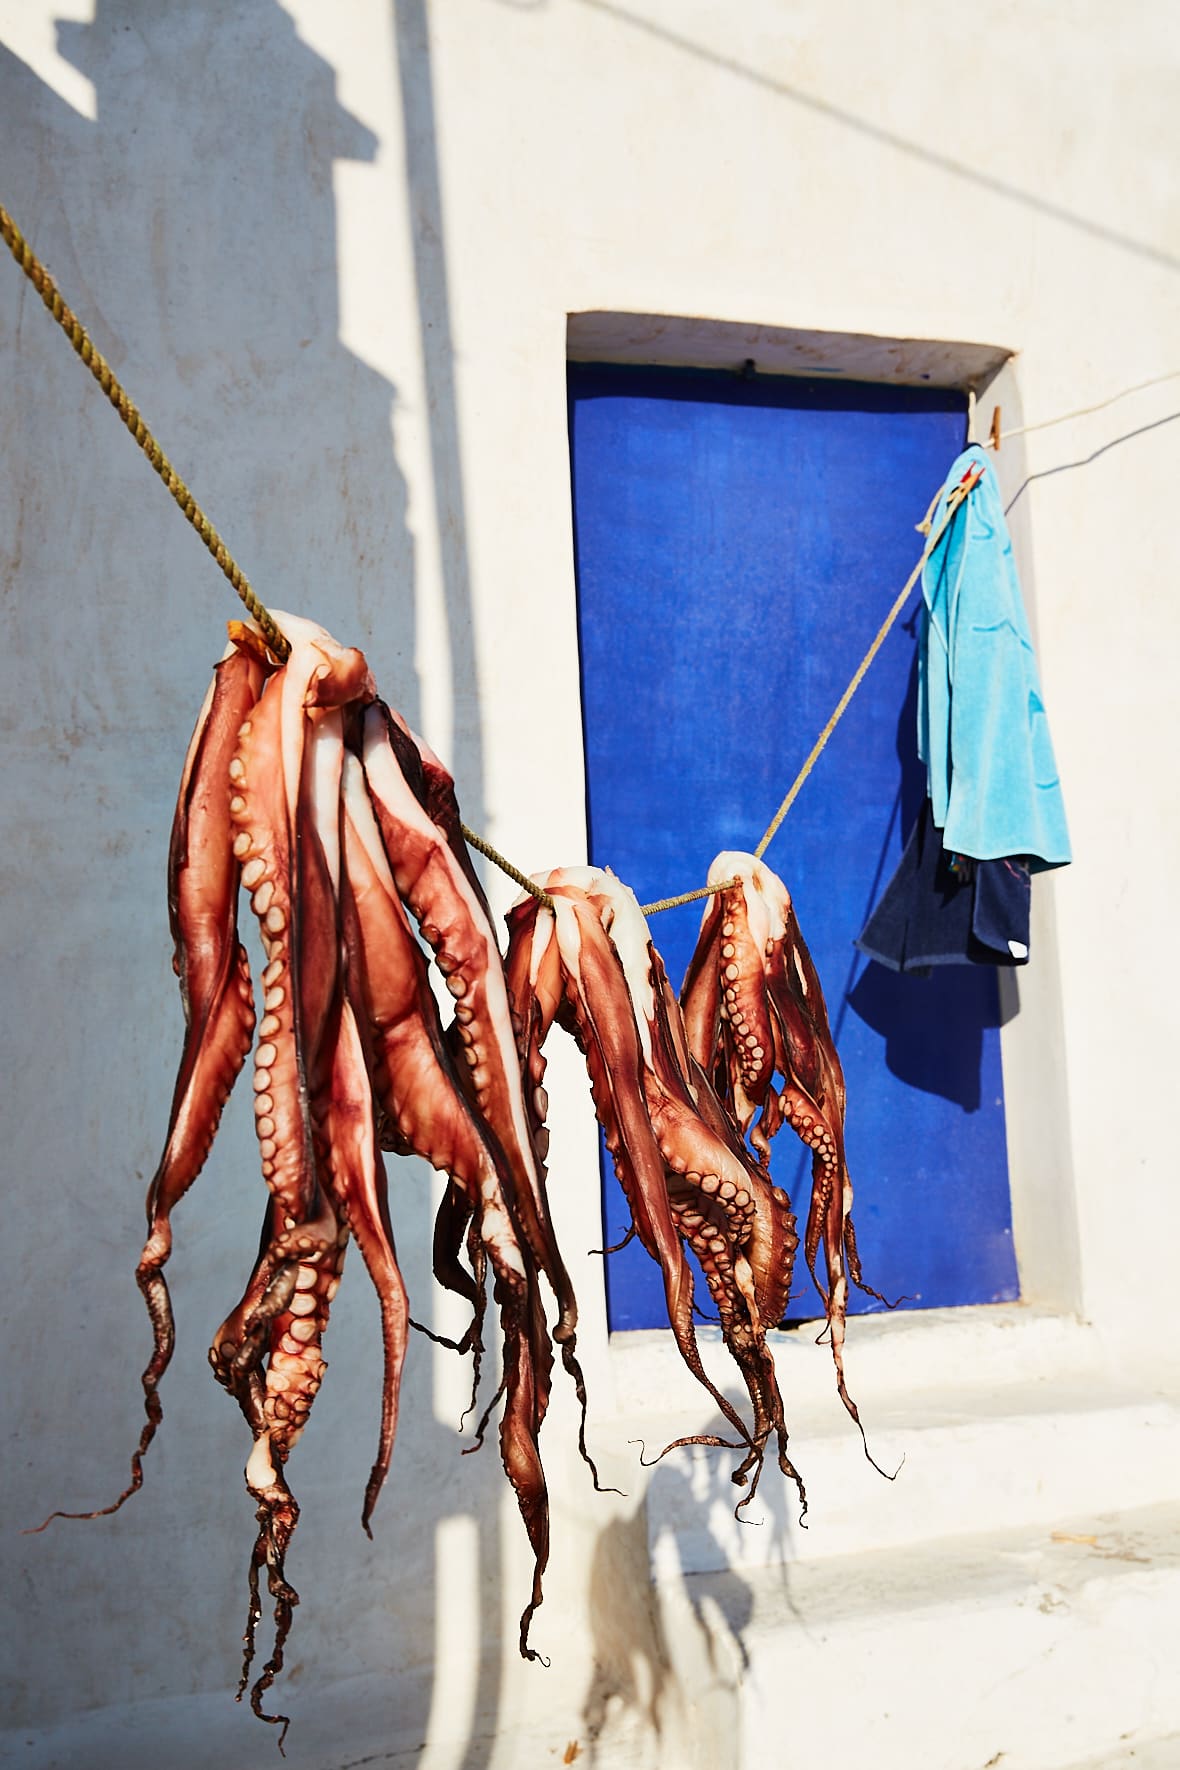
[2,3,1179,1767]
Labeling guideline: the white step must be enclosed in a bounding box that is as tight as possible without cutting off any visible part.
[639,1371,1180,1578]
[653,1500,1180,1770]
[604,1309,1180,1579]
[1062,1742,1180,1770]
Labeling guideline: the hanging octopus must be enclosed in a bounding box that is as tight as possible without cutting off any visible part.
[35,618,887,1740]
[36,614,592,1739]
[504,866,805,1512]
[681,851,893,1456]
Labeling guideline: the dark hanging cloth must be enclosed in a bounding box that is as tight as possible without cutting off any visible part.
[855,798,1031,974]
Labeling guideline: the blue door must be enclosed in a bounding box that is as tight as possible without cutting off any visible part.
[568,362,1018,1330]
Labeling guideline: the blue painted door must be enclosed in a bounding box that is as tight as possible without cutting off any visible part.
[568,363,1018,1329]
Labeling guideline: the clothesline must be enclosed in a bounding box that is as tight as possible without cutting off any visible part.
[0,196,1162,921]
[970,366,1180,451]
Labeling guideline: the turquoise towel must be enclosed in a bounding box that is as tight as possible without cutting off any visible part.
[917,445,1071,870]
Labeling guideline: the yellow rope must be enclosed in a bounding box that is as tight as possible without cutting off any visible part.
[639,878,738,916]
[460,825,554,910]
[0,203,291,664]
[0,199,560,908]
[640,468,983,913]
[0,196,982,921]
[752,470,980,862]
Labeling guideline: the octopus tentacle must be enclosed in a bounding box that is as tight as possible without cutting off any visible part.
[497,1258,555,1661]
[320,994,409,1536]
[229,676,319,1256]
[666,1180,804,1511]
[241,1205,350,1738]
[226,623,371,1305]
[358,710,586,1650]
[340,750,511,1449]
[341,753,494,1190]
[500,903,614,1490]
[410,1181,487,1431]
[136,648,264,1461]
[361,705,579,1352]
[426,1179,484,1349]
[341,726,559,1653]
[505,877,757,1463]
[642,949,803,1505]
[30,648,266,1533]
[464,1366,509,1455]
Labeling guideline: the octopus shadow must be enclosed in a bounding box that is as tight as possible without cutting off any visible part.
[582,1460,760,1765]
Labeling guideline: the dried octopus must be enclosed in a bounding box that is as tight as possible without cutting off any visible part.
[41,614,887,1738]
[680,851,894,1456]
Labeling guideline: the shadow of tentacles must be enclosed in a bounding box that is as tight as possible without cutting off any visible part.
[581,1465,756,1764]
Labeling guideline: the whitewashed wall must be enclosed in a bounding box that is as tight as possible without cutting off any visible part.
[2,3,1178,1767]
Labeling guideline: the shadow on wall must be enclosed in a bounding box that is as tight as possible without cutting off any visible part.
[582,1503,675,1762]
[1,2,501,1763]
[4,3,421,713]
[582,1461,763,1765]
[842,643,1006,1119]
[768,634,1006,1239]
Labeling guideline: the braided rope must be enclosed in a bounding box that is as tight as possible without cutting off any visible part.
[0,198,982,921]
[461,825,554,910]
[640,469,982,913]
[752,471,980,862]
[0,203,291,663]
[0,200,563,907]
[639,878,738,916]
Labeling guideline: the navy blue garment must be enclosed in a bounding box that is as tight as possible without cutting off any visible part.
[856,799,1031,973]
[973,853,1031,962]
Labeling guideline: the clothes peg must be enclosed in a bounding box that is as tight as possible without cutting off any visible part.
[989,405,1002,450]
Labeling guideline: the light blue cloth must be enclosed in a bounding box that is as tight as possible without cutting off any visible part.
[917,445,1071,870]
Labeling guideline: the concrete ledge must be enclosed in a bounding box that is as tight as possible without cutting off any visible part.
[654,1501,1180,1770]
[566,312,1012,391]
[641,1374,1180,1577]
[603,1307,1180,1578]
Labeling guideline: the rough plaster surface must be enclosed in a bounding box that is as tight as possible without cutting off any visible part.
[2,2,1179,1766]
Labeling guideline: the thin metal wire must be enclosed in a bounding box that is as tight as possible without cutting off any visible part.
[987,367,1180,445]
